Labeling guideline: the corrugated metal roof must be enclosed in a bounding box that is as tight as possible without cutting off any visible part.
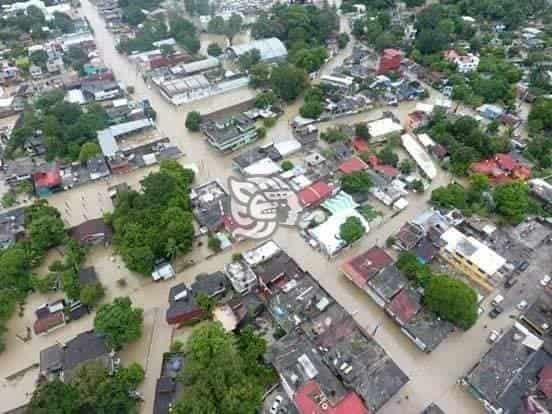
[228,37,287,61]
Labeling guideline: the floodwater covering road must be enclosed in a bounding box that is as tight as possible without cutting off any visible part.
[0,2,493,413]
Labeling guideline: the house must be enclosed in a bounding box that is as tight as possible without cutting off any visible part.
[401,133,437,180]
[39,330,115,382]
[444,50,479,73]
[365,264,408,308]
[320,74,355,93]
[366,117,403,143]
[33,167,62,197]
[0,64,19,84]
[406,110,429,131]
[226,37,287,63]
[401,309,454,353]
[378,49,402,74]
[338,156,368,174]
[470,153,531,183]
[520,293,552,338]
[294,381,369,414]
[298,181,333,207]
[29,65,42,79]
[0,207,26,250]
[78,267,99,286]
[477,104,504,120]
[462,323,552,414]
[165,272,227,325]
[341,247,394,290]
[34,301,66,336]
[81,81,122,102]
[97,118,154,158]
[385,287,422,325]
[151,262,175,282]
[224,260,257,295]
[440,227,507,291]
[69,218,113,245]
[190,180,231,232]
[153,353,185,414]
[201,115,258,152]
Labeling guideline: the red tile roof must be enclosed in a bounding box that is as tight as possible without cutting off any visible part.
[538,365,552,398]
[495,153,517,172]
[33,311,65,335]
[339,156,368,174]
[298,181,332,207]
[341,247,393,288]
[352,137,369,153]
[386,288,421,325]
[374,164,400,178]
[471,159,500,175]
[294,381,370,414]
[33,168,62,188]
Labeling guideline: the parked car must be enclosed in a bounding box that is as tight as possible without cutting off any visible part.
[488,330,500,343]
[517,300,528,311]
[540,275,551,287]
[492,294,504,307]
[270,395,284,414]
[489,306,503,319]
[518,261,529,272]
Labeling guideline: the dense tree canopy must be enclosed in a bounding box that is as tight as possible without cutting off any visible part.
[339,216,366,244]
[111,161,195,274]
[269,64,308,102]
[94,297,143,350]
[8,90,108,161]
[173,323,276,414]
[185,111,202,132]
[493,181,530,224]
[341,171,373,195]
[425,275,478,330]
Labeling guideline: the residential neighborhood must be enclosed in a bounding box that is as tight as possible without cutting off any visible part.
[0,0,551,413]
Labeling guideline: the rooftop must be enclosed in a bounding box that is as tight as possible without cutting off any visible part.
[367,265,408,302]
[338,156,368,174]
[341,247,394,288]
[463,323,549,411]
[227,37,287,61]
[294,381,369,414]
[402,308,454,352]
[441,227,506,276]
[78,266,99,285]
[386,287,422,325]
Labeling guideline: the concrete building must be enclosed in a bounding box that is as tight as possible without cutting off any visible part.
[439,227,507,291]
[201,115,258,152]
[366,117,403,143]
[224,260,258,295]
[226,37,287,63]
[401,133,437,180]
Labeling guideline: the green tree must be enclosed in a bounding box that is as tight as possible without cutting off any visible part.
[196,292,216,315]
[299,100,323,119]
[224,13,243,45]
[338,33,350,49]
[493,181,530,224]
[1,192,16,208]
[79,142,102,163]
[354,123,369,140]
[238,49,261,71]
[207,42,223,57]
[425,275,478,330]
[255,91,277,109]
[292,47,328,73]
[80,282,106,307]
[431,183,468,210]
[377,146,399,167]
[186,111,202,132]
[281,160,294,171]
[94,297,143,350]
[320,127,347,143]
[173,322,270,414]
[207,16,225,34]
[399,159,415,174]
[208,235,221,252]
[339,216,365,244]
[340,171,372,194]
[249,63,270,88]
[27,379,80,414]
[270,64,308,102]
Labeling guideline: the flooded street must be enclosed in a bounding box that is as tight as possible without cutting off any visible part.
[0,2,488,413]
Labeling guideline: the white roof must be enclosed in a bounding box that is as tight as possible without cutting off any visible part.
[415,103,434,114]
[65,89,86,105]
[367,117,403,138]
[417,133,435,148]
[228,37,287,61]
[243,158,282,176]
[393,197,409,210]
[152,38,176,47]
[401,133,437,179]
[97,118,153,157]
[151,263,175,280]
[0,97,14,108]
[142,153,157,165]
[274,138,301,157]
[320,74,354,87]
[242,240,281,266]
[441,227,506,276]
[308,208,369,256]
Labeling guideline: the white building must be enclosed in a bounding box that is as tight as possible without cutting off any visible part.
[225,261,257,295]
[227,37,287,63]
[367,117,404,143]
[455,53,480,73]
[401,133,437,180]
